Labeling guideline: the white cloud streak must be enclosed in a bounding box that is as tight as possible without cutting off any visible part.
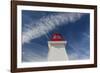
[22,51,47,62]
[22,13,83,44]
[68,33,90,60]
[22,42,48,62]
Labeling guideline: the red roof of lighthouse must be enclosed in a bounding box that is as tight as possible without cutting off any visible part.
[51,33,64,41]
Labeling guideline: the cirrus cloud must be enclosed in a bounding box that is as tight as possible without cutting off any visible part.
[22,13,83,44]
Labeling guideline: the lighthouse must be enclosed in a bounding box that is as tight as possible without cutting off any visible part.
[48,33,68,61]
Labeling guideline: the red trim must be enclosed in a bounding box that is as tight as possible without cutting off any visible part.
[51,33,64,41]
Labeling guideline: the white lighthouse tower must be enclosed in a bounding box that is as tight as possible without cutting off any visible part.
[48,33,68,61]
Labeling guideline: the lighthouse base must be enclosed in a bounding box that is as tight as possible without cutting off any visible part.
[48,41,68,61]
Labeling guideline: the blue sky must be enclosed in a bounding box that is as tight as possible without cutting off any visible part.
[22,10,90,62]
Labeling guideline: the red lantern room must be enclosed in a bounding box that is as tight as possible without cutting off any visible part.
[51,33,64,41]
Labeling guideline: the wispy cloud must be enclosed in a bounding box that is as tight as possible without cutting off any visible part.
[22,51,47,62]
[22,13,83,44]
[22,42,48,62]
[67,32,90,60]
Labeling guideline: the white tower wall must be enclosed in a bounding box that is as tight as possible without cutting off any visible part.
[48,41,68,61]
